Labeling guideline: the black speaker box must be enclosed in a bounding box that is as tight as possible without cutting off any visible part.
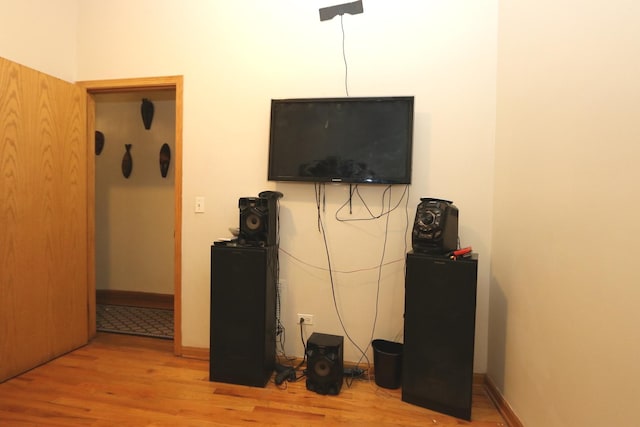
[403,252,478,420]
[238,196,278,246]
[412,198,459,254]
[305,332,344,396]
[209,245,277,387]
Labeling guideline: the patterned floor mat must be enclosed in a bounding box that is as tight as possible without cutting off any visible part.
[96,304,173,340]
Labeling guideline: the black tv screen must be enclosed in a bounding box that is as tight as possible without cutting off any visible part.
[268,96,414,184]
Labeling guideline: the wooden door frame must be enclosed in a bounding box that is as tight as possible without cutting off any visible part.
[77,76,183,356]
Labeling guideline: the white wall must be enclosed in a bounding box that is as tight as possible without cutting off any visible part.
[1,1,497,371]
[94,93,175,295]
[492,1,640,425]
[0,0,78,81]
[74,0,497,369]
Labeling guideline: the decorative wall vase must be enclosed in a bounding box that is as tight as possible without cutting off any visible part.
[95,130,105,155]
[141,98,154,130]
[160,143,171,178]
[122,144,133,178]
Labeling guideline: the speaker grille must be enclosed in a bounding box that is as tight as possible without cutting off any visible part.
[244,210,263,231]
[238,196,278,246]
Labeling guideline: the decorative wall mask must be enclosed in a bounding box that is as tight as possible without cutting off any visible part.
[122,144,133,178]
[141,98,154,130]
[95,131,105,155]
[160,143,171,178]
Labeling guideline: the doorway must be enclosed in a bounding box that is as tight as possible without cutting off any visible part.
[78,76,183,355]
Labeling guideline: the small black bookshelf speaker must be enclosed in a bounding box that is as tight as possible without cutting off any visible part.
[305,332,344,396]
[238,196,276,246]
[238,192,283,247]
[411,198,459,254]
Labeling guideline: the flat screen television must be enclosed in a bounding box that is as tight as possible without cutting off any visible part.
[268,96,414,184]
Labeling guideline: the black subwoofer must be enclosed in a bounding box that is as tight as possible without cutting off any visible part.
[305,332,344,396]
[402,251,478,420]
[412,198,459,254]
[209,245,277,387]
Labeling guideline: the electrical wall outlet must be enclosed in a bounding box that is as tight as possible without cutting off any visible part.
[297,313,314,325]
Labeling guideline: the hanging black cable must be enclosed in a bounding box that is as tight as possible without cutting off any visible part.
[314,186,370,371]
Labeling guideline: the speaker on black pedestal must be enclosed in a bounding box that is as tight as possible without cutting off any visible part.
[412,198,459,255]
[238,191,282,246]
[305,332,344,396]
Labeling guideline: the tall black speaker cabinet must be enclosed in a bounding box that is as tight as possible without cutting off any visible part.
[210,245,277,387]
[402,251,478,421]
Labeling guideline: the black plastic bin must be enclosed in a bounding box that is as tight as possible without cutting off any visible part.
[372,339,403,389]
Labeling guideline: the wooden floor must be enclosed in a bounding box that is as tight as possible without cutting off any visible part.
[0,333,507,426]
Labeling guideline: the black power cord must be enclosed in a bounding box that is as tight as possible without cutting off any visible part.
[275,317,307,386]
[274,365,297,385]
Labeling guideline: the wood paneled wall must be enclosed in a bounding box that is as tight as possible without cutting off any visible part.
[0,57,88,382]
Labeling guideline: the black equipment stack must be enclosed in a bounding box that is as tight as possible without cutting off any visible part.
[209,191,282,387]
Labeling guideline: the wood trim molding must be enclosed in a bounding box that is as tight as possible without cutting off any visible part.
[172,76,184,359]
[78,75,183,358]
[76,76,182,93]
[86,94,97,339]
[483,375,523,427]
[181,346,209,361]
[96,290,174,310]
[473,372,485,387]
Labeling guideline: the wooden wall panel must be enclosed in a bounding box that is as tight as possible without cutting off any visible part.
[0,57,88,382]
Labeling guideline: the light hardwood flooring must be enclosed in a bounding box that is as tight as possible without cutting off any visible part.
[0,333,507,426]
